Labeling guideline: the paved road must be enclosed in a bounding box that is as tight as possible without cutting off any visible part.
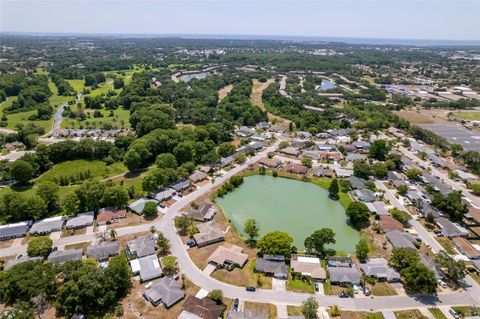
[375,181,444,254]
[2,137,480,309]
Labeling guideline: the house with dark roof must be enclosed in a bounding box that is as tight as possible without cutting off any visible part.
[170,179,191,192]
[419,253,443,280]
[285,163,308,175]
[30,216,65,235]
[220,156,235,168]
[85,241,119,261]
[349,176,367,190]
[435,217,469,238]
[280,147,301,157]
[127,235,157,258]
[0,221,32,240]
[180,296,225,319]
[354,189,375,203]
[66,212,94,229]
[386,230,417,250]
[4,256,43,270]
[328,266,361,286]
[48,249,83,264]
[130,254,162,282]
[353,140,371,151]
[360,258,400,282]
[144,277,184,308]
[255,255,288,279]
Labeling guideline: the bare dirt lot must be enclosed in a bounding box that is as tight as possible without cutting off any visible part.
[107,213,145,230]
[218,84,233,102]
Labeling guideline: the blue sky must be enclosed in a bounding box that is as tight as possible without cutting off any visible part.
[1,0,479,41]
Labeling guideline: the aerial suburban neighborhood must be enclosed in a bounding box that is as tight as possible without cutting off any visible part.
[0,1,480,318]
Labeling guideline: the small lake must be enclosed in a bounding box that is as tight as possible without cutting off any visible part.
[216,175,360,252]
[181,73,208,83]
[318,79,337,91]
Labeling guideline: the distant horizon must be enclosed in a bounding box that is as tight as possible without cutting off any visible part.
[2,31,480,47]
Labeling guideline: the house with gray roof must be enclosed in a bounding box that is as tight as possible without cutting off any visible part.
[128,198,159,215]
[0,220,32,241]
[127,235,157,258]
[255,255,288,279]
[386,230,417,250]
[130,254,162,282]
[193,221,224,247]
[360,258,400,282]
[4,256,43,270]
[149,188,175,202]
[30,216,65,235]
[170,179,191,192]
[188,203,217,222]
[346,153,368,162]
[144,277,184,308]
[366,201,389,216]
[419,253,443,280]
[353,140,371,151]
[418,202,442,218]
[280,147,301,157]
[349,176,367,190]
[328,266,361,286]
[220,156,235,168]
[435,217,469,238]
[85,241,119,261]
[48,249,83,264]
[354,189,375,203]
[66,212,94,229]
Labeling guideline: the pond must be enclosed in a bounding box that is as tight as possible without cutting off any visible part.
[181,73,208,83]
[215,175,360,252]
[318,79,337,91]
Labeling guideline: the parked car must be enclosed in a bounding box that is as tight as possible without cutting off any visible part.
[353,284,360,294]
[339,291,348,298]
[246,286,256,292]
[186,240,196,248]
[438,280,447,288]
[364,287,371,296]
[234,298,239,307]
[322,311,330,319]
[449,309,460,319]
[314,283,319,292]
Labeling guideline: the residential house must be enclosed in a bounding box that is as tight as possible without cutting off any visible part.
[313,167,335,178]
[199,166,211,174]
[418,202,443,219]
[328,256,353,268]
[208,243,249,269]
[353,140,371,151]
[29,216,65,235]
[179,296,225,319]
[85,241,120,261]
[144,277,184,308]
[189,171,208,183]
[270,124,288,134]
[48,249,83,264]
[0,221,32,241]
[466,207,480,225]
[366,201,389,216]
[454,170,477,181]
[333,166,352,178]
[280,147,301,157]
[349,176,367,190]
[378,216,404,232]
[419,253,443,280]
[346,153,367,162]
[319,151,343,162]
[236,130,253,138]
[128,198,159,215]
[189,203,217,222]
[386,230,417,250]
[360,258,400,282]
[291,140,308,149]
[66,212,94,229]
[170,179,191,192]
[149,188,175,203]
[285,163,308,175]
[328,266,361,286]
[452,237,480,259]
[96,208,127,226]
[258,157,282,169]
[301,150,321,160]
[354,189,375,203]
[251,134,270,142]
[220,156,235,168]
[290,255,326,282]
[435,217,469,238]
[316,144,336,152]
[193,221,224,247]
[296,131,312,139]
[387,171,402,181]
[256,122,270,130]
[4,256,43,270]
[255,255,288,279]
[127,235,157,258]
[130,254,163,282]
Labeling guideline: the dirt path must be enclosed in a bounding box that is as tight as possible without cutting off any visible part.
[251,78,288,123]
[218,84,233,102]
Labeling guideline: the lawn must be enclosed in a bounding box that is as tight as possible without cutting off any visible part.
[35,160,127,185]
[338,311,384,319]
[368,282,397,296]
[310,177,353,209]
[452,306,478,317]
[428,308,447,319]
[394,310,427,319]
[469,272,480,285]
[61,108,130,129]
[437,237,456,254]
[451,111,480,121]
[244,302,277,319]
[287,271,314,293]
[67,79,85,93]
[287,306,303,316]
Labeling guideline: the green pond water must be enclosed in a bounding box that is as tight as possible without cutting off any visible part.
[216,175,360,252]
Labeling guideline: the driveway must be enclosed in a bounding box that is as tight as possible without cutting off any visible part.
[272,277,286,292]
[203,263,217,276]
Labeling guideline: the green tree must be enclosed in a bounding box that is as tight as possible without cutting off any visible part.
[61,193,80,216]
[389,248,419,270]
[389,208,412,227]
[301,297,319,319]
[142,201,158,219]
[278,141,289,149]
[161,255,178,276]
[431,190,468,222]
[10,160,34,184]
[301,157,313,168]
[27,236,52,257]
[157,232,170,255]
[328,178,339,199]
[371,162,388,179]
[257,231,294,259]
[405,168,422,181]
[217,142,236,157]
[435,251,466,286]
[304,228,336,256]
[244,219,260,243]
[401,263,437,294]
[346,202,370,229]
[175,215,191,236]
[353,160,371,179]
[207,289,224,305]
[369,139,390,161]
[234,152,246,164]
[105,254,132,298]
[155,153,178,169]
[397,184,408,196]
[36,181,60,213]
[356,237,370,261]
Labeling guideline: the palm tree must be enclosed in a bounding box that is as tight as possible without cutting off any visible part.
[150,226,156,234]
[110,229,117,241]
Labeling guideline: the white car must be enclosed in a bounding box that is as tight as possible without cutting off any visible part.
[438,280,447,288]
[322,311,330,319]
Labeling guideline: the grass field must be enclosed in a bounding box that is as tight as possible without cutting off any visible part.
[394,310,427,319]
[61,108,130,129]
[437,237,456,254]
[67,79,85,93]
[428,308,447,319]
[287,271,315,293]
[451,111,480,121]
[310,177,353,209]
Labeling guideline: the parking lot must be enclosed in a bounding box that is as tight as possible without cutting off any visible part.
[421,124,480,151]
